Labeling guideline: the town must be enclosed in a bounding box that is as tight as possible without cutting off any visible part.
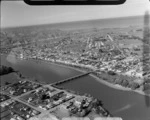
[1,26,149,94]
[0,19,150,120]
[0,78,117,120]
[1,1,150,119]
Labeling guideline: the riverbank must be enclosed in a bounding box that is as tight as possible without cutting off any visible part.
[2,54,150,120]
[0,65,16,76]
[27,58,150,97]
[4,52,149,97]
[56,63,150,97]
[90,74,150,97]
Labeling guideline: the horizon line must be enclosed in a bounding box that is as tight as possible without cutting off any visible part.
[1,15,144,30]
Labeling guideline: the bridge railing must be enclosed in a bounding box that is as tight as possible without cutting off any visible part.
[51,71,93,85]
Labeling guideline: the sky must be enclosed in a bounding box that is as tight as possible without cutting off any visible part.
[1,0,150,28]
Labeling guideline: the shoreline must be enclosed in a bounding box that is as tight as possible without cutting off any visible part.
[90,74,150,97]
[3,53,150,97]
[32,58,150,97]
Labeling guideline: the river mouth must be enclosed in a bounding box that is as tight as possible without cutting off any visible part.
[1,54,150,120]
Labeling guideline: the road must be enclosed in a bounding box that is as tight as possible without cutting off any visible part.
[0,78,82,118]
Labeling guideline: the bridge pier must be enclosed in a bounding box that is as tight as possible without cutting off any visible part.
[52,72,92,85]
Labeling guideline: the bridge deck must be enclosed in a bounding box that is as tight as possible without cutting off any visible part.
[52,71,93,85]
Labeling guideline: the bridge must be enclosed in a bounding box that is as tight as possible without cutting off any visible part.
[51,71,95,85]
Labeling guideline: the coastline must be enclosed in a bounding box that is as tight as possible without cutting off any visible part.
[32,58,150,97]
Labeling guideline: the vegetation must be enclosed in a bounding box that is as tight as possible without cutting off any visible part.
[143,83,150,92]
[0,65,15,76]
[92,71,140,90]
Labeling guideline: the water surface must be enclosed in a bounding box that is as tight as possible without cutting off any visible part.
[0,55,150,120]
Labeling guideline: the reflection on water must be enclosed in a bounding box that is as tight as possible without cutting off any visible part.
[112,104,134,114]
[1,54,150,120]
[3,54,82,84]
[59,76,150,120]
[145,95,150,107]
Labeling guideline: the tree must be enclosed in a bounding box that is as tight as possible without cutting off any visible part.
[143,83,150,91]
[122,79,129,87]
[5,81,11,85]
[115,78,123,85]
[130,82,140,90]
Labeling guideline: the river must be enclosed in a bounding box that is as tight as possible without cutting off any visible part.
[0,54,150,120]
